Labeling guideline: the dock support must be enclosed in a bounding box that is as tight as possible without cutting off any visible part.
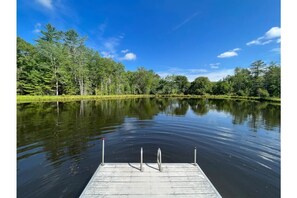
[157,148,163,172]
[101,138,105,166]
[140,147,144,172]
[194,147,197,166]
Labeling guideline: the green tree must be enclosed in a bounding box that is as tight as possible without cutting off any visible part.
[63,29,90,95]
[36,24,65,95]
[128,67,159,94]
[157,75,178,94]
[17,37,52,95]
[174,75,190,94]
[229,67,252,96]
[264,63,280,97]
[188,77,212,95]
[213,79,232,95]
[250,60,266,96]
[250,60,266,78]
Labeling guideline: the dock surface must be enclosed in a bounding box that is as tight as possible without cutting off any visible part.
[80,163,222,198]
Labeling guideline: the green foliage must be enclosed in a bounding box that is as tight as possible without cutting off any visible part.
[188,77,212,95]
[264,64,280,97]
[257,88,270,98]
[213,80,232,95]
[17,37,52,95]
[229,67,252,96]
[174,75,190,94]
[16,24,280,99]
[127,67,160,94]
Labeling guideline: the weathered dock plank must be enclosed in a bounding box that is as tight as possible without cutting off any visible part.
[80,163,221,198]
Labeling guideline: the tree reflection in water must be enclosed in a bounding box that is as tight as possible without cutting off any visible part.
[17,98,280,164]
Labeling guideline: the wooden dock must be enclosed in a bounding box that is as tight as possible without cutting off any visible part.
[80,140,222,197]
[80,163,221,197]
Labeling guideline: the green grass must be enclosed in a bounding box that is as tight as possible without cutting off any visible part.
[17,94,280,103]
[17,95,154,103]
[155,94,280,102]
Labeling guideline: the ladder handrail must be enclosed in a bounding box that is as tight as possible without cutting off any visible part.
[101,138,105,166]
[140,147,144,172]
[157,148,163,172]
[194,147,197,166]
[100,139,197,170]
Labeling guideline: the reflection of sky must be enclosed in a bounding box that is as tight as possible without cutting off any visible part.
[121,118,138,131]
[186,109,232,127]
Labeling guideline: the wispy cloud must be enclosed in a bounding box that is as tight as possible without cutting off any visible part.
[121,49,129,53]
[217,48,241,58]
[271,47,280,54]
[36,0,53,9]
[246,27,281,46]
[33,23,42,33]
[157,67,234,82]
[98,23,107,35]
[172,11,199,31]
[209,63,220,69]
[99,35,137,61]
[103,37,120,53]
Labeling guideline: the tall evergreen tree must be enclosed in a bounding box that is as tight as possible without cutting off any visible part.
[250,60,266,96]
[36,24,65,95]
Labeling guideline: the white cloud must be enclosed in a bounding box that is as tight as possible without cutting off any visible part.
[246,27,281,46]
[99,36,122,59]
[33,23,41,33]
[265,27,281,39]
[217,48,241,58]
[157,67,234,82]
[121,49,129,53]
[36,0,53,9]
[98,33,135,61]
[232,48,241,51]
[210,63,220,69]
[120,52,137,61]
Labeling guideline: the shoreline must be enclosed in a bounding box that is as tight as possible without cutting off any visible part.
[17,94,281,103]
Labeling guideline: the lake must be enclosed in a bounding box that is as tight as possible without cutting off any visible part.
[17,98,280,197]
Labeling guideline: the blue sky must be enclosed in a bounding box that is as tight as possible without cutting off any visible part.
[17,0,280,81]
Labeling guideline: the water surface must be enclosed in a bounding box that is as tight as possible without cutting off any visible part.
[17,98,280,197]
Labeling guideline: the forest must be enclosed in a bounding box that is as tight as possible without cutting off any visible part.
[17,24,280,98]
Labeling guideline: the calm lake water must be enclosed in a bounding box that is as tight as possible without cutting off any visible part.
[17,98,280,198]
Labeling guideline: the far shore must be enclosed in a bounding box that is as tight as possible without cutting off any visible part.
[17,94,281,104]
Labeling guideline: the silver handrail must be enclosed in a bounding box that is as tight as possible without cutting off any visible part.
[140,147,144,172]
[101,138,105,166]
[157,148,163,172]
[194,147,197,166]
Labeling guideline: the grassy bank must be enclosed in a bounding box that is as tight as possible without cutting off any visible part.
[17,95,154,103]
[155,94,281,102]
[17,94,280,103]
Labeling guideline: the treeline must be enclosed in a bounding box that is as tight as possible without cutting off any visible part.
[17,24,280,97]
